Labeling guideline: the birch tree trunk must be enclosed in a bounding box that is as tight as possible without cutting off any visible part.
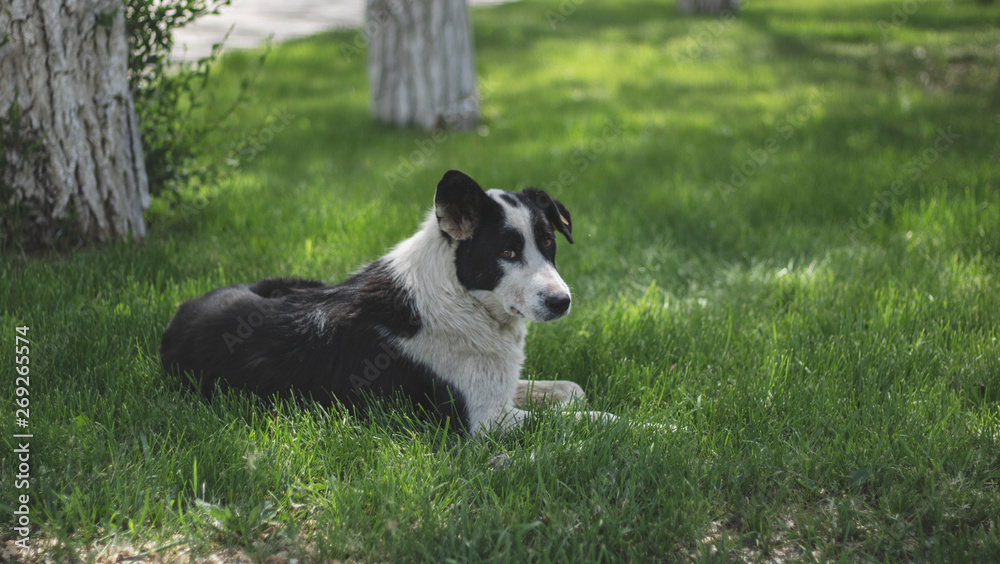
[0,0,149,250]
[677,0,740,15]
[366,0,479,131]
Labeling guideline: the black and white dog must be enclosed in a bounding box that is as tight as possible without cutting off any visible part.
[161,170,608,436]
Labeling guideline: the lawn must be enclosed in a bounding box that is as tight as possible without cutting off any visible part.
[3,0,1000,561]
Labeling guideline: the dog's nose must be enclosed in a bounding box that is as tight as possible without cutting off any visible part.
[545,294,571,316]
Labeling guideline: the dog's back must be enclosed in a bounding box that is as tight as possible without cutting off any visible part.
[160,269,467,424]
[160,277,323,397]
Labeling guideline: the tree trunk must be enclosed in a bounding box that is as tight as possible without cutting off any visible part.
[1,0,149,250]
[676,0,740,16]
[366,0,479,131]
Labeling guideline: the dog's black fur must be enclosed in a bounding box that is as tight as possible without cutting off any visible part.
[160,263,469,426]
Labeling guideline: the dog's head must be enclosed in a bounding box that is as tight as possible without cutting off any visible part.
[434,170,574,323]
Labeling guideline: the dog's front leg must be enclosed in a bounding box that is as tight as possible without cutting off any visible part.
[472,399,619,437]
[516,379,619,426]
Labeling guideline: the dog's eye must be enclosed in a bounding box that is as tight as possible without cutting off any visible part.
[502,249,517,260]
[543,238,554,249]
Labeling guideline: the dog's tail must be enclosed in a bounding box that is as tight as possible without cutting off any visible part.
[248,277,326,299]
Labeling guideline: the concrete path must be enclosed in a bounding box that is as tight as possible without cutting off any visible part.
[171,0,513,61]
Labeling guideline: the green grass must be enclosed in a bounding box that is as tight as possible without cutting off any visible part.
[3,0,1000,560]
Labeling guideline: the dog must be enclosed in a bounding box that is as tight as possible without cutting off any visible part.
[161,170,611,436]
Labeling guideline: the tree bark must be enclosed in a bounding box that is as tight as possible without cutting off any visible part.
[676,0,740,16]
[366,0,479,131]
[1,0,149,250]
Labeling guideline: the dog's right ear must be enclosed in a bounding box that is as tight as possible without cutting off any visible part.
[434,170,485,241]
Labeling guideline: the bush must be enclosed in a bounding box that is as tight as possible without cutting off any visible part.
[125,0,266,201]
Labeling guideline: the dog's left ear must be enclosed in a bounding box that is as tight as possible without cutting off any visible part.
[522,188,573,244]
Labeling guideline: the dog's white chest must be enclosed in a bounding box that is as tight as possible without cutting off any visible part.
[396,312,527,433]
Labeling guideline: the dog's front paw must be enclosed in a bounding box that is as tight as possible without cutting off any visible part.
[515,379,586,409]
[550,381,585,406]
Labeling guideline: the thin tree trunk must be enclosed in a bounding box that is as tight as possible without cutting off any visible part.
[366,0,479,131]
[1,0,149,250]
[676,0,740,16]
